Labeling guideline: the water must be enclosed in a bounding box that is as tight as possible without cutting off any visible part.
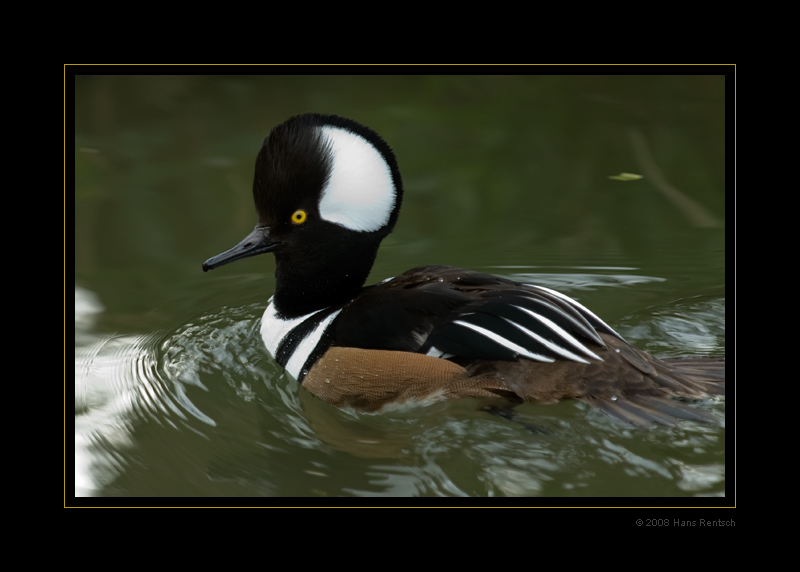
[73,75,728,501]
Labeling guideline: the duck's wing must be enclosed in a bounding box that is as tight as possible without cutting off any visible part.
[334,265,621,365]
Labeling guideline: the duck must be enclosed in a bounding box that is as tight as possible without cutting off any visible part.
[203,113,724,427]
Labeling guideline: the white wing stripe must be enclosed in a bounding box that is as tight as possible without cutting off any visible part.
[512,305,603,362]
[519,293,604,346]
[453,320,555,363]
[528,284,624,341]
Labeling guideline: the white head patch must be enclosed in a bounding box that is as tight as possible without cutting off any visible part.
[318,126,396,232]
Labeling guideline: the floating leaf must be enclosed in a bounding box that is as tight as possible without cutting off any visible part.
[608,172,643,181]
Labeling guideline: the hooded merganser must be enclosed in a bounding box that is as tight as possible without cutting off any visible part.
[203,113,724,427]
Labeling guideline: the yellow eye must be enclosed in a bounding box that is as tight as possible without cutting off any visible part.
[291,209,307,225]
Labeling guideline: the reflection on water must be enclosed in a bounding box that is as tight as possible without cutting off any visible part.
[501,270,666,291]
[73,265,725,498]
[619,295,725,357]
[75,286,140,495]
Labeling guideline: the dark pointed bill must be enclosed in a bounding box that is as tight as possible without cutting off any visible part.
[202,226,280,272]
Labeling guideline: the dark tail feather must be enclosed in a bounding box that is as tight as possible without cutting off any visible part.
[586,392,723,428]
[628,394,722,425]
[661,357,725,396]
[588,397,677,428]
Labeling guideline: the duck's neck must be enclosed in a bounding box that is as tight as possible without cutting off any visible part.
[271,244,379,319]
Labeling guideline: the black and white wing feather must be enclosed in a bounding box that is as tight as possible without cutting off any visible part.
[333,266,622,365]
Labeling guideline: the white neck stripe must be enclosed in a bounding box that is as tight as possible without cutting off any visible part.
[261,303,342,380]
[284,310,341,379]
